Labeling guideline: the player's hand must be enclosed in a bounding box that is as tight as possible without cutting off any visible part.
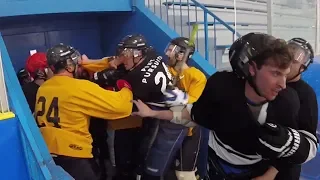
[257,123,300,159]
[80,54,120,69]
[108,56,124,69]
[93,69,126,86]
[131,99,154,117]
[80,54,90,64]
[163,87,188,107]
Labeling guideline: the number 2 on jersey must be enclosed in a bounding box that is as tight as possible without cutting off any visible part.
[154,71,167,93]
[154,62,174,93]
[36,96,61,128]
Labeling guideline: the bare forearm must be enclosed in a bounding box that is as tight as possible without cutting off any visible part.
[150,110,173,120]
[149,107,192,121]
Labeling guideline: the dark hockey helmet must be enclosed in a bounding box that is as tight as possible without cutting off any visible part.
[287,37,314,69]
[116,34,148,57]
[46,44,81,73]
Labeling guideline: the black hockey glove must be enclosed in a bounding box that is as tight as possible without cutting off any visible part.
[257,123,300,160]
[93,68,127,86]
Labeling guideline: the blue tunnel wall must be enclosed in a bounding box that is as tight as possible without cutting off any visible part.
[0,3,215,179]
[0,117,29,179]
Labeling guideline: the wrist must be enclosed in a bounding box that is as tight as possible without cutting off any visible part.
[149,110,158,118]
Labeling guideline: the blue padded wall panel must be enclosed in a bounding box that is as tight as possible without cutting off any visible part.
[3,33,47,72]
[47,29,103,59]
[0,0,132,17]
[0,118,30,180]
[0,13,105,72]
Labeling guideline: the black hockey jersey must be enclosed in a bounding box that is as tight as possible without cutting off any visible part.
[124,49,173,106]
[191,71,309,166]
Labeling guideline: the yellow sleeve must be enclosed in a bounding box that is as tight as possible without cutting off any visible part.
[81,57,113,72]
[187,69,207,103]
[71,80,133,120]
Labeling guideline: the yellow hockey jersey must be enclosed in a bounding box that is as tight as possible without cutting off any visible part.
[35,75,133,158]
[169,66,207,135]
[81,58,143,130]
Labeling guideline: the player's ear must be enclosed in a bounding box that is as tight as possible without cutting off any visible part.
[65,62,76,73]
[249,61,257,76]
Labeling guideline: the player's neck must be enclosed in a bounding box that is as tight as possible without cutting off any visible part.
[174,62,189,72]
[245,81,266,104]
[55,71,74,78]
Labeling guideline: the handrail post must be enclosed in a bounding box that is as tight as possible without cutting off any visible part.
[213,18,217,67]
[0,50,10,113]
[267,0,273,35]
[204,12,209,61]
[316,0,320,55]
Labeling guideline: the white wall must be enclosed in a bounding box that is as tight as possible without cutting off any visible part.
[145,0,317,70]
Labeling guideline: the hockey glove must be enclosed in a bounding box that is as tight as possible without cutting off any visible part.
[115,79,132,91]
[258,123,300,160]
[93,69,126,86]
[163,87,189,107]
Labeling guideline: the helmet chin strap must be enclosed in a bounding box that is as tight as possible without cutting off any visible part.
[129,55,144,71]
[287,65,304,82]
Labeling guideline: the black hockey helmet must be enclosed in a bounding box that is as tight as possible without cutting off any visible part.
[229,32,290,98]
[46,44,81,73]
[116,34,149,70]
[165,37,195,67]
[17,68,32,85]
[116,34,148,56]
[228,32,283,79]
[166,37,195,56]
[287,37,314,69]
[17,68,30,79]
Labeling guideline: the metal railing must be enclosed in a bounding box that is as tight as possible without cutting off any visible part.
[145,0,240,68]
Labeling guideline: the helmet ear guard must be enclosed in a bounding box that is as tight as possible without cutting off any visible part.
[229,41,260,79]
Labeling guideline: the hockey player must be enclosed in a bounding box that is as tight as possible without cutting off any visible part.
[17,68,33,85]
[131,33,315,179]
[164,37,206,180]
[23,52,53,113]
[81,34,190,180]
[34,44,133,180]
[252,37,319,180]
[263,38,318,179]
